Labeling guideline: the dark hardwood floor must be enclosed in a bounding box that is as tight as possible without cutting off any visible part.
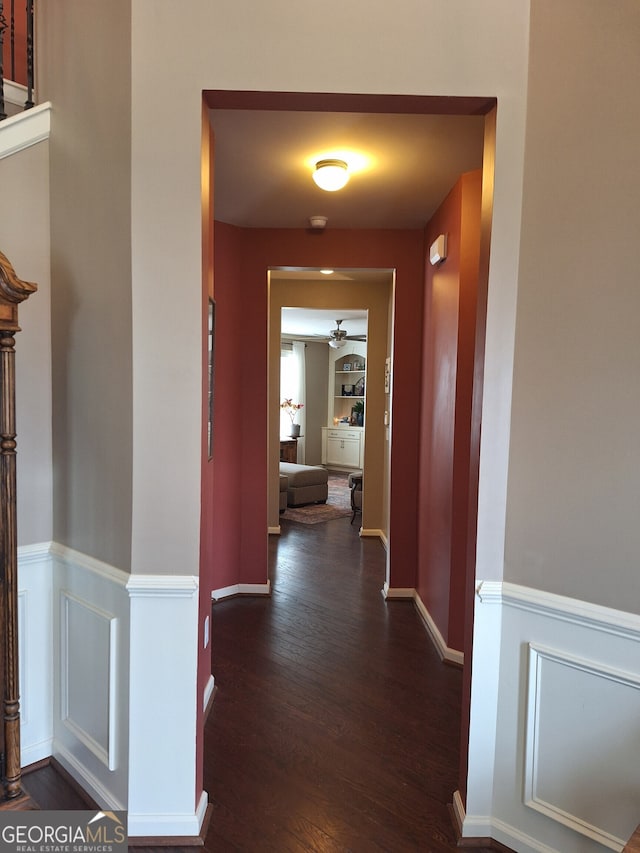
[21,511,499,851]
[201,515,494,852]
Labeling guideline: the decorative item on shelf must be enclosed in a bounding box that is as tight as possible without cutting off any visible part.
[281,398,304,437]
[351,399,365,427]
[342,384,354,396]
[343,362,352,371]
[354,376,365,396]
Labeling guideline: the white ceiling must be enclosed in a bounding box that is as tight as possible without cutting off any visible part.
[211,109,484,230]
[211,107,484,336]
[281,307,368,341]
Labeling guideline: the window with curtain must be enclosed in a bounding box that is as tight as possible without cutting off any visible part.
[280,341,306,462]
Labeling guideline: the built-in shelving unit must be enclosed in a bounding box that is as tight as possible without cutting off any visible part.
[322,342,366,469]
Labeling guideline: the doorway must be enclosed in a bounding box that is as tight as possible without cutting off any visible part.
[204,90,496,809]
[278,306,368,468]
[268,269,394,547]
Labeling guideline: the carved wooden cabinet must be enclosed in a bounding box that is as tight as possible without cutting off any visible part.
[279,438,298,464]
[0,251,37,809]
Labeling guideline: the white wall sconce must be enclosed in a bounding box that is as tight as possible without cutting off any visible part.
[429,234,447,266]
[312,159,349,192]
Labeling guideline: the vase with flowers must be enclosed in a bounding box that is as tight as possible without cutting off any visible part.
[281,398,304,437]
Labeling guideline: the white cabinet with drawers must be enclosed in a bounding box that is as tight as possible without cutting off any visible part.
[321,427,364,469]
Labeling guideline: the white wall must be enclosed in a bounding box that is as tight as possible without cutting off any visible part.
[0,138,52,546]
[129,0,530,842]
[505,0,640,613]
[129,0,530,581]
[468,3,640,850]
[37,1,134,572]
[35,2,640,848]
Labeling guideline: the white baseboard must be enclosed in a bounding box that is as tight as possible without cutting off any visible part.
[381,582,414,599]
[413,592,464,666]
[22,737,54,767]
[55,744,125,811]
[359,527,385,542]
[452,790,466,835]
[212,580,271,601]
[128,789,209,839]
[380,584,464,665]
[203,675,215,712]
[455,789,559,853]
[268,525,281,535]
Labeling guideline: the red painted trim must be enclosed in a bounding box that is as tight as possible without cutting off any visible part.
[203,90,496,117]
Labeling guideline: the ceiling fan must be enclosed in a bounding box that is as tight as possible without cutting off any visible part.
[328,319,367,348]
[328,319,348,349]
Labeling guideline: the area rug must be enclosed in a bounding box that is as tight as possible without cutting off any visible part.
[282,472,352,525]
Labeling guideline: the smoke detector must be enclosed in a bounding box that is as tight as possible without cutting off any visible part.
[309,215,328,230]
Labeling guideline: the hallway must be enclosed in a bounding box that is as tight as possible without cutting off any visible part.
[20,510,498,853]
[203,516,492,851]
[21,513,500,851]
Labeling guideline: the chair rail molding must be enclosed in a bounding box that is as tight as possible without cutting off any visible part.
[0,101,50,160]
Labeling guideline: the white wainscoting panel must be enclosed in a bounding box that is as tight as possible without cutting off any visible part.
[19,543,206,838]
[464,581,640,853]
[127,573,205,838]
[525,644,640,850]
[18,544,54,766]
[60,592,118,771]
[51,544,130,810]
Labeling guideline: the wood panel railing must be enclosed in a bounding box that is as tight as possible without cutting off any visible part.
[0,251,37,809]
[0,0,35,121]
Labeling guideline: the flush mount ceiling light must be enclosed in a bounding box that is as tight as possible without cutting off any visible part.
[320,269,334,275]
[328,318,348,349]
[312,159,349,192]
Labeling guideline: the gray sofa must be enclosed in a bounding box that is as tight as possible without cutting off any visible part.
[279,462,328,506]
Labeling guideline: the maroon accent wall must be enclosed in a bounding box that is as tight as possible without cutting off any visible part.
[209,225,425,592]
[196,112,216,801]
[459,109,496,803]
[417,171,482,652]
[203,90,496,118]
[210,221,246,588]
[2,3,27,87]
